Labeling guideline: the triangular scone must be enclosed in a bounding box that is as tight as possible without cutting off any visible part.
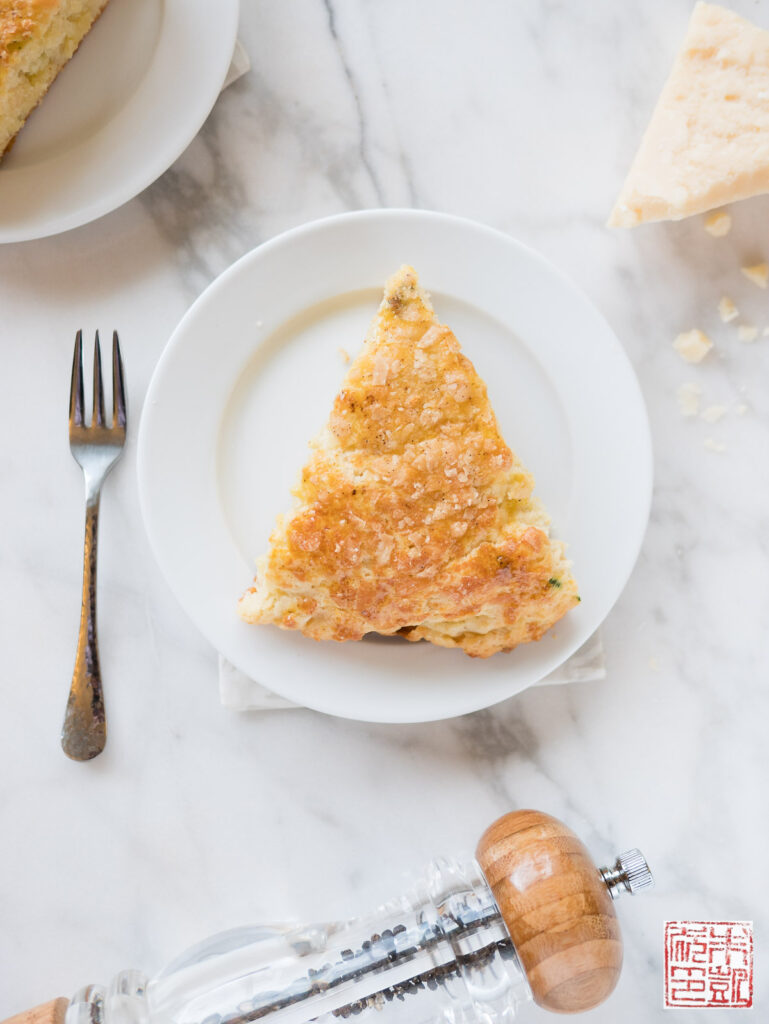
[610,2,769,227]
[238,266,579,658]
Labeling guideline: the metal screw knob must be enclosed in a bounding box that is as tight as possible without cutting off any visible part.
[599,849,654,900]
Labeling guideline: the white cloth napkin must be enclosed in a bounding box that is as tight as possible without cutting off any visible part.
[219,632,605,711]
[215,42,605,712]
[224,39,251,90]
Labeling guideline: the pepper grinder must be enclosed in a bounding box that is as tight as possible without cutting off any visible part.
[4,810,653,1024]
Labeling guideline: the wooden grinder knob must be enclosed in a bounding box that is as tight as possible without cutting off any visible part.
[476,810,622,1015]
[2,1000,69,1024]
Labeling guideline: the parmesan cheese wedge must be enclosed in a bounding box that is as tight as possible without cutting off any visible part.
[610,2,769,227]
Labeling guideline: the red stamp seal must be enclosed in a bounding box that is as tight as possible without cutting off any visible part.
[664,921,753,1008]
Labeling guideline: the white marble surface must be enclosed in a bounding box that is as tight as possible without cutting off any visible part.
[1,0,768,1020]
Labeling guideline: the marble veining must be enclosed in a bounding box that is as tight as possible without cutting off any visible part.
[1,1,768,1022]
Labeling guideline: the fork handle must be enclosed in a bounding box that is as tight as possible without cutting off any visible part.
[62,491,106,760]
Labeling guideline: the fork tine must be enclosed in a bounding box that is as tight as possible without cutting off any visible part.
[92,331,106,427]
[69,330,84,427]
[112,331,126,430]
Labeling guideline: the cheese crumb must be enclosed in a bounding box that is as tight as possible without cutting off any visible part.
[701,404,727,423]
[704,437,726,454]
[736,403,748,415]
[741,262,769,289]
[704,211,732,237]
[677,382,701,417]
[339,347,351,364]
[649,656,659,672]
[718,296,739,323]
[737,323,759,342]
[673,329,712,363]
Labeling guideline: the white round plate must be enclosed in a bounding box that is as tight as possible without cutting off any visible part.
[0,0,239,243]
[138,210,652,723]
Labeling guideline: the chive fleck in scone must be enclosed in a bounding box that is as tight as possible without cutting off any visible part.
[238,266,579,658]
[0,0,110,158]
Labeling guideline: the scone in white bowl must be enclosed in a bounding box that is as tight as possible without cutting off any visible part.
[0,0,239,242]
[138,209,652,723]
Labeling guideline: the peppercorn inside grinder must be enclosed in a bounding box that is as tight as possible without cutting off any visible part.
[6,810,653,1024]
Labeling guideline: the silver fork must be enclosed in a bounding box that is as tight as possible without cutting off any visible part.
[62,330,127,761]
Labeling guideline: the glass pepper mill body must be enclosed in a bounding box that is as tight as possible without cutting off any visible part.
[7,811,653,1024]
[67,857,530,1024]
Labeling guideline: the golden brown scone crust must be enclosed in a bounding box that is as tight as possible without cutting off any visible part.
[0,1,57,65]
[239,266,579,657]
